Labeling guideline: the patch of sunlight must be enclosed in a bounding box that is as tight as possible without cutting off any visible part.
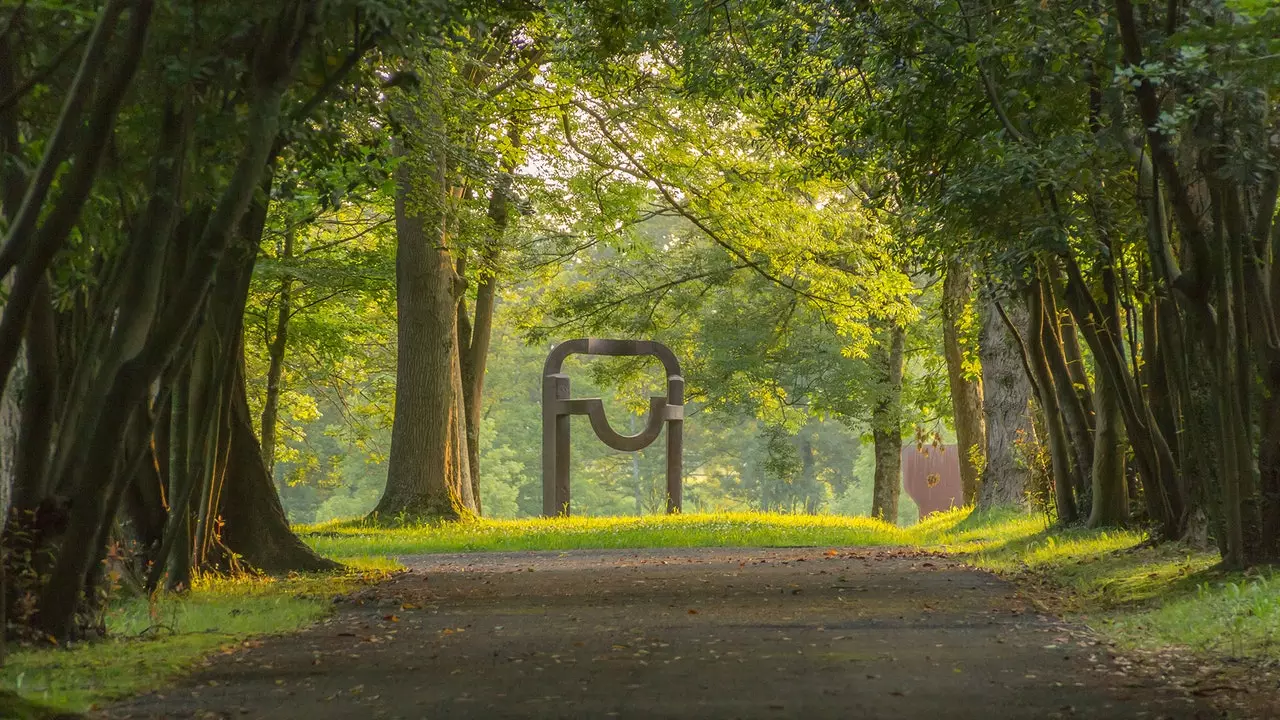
[298,511,912,558]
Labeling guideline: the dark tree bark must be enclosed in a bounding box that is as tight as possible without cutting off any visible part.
[11,279,57,513]
[870,325,905,524]
[941,259,985,505]
[977,295,1035,510]
[36,14,310,637]
[220,357,339,574]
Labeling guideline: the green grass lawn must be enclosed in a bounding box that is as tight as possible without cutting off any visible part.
[5,509,1277,715]
[300,511,913,557]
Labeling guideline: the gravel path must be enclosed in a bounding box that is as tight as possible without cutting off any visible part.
[100,547,1216,719]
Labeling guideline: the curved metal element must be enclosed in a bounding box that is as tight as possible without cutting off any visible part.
[542,339,685,517]
[543,338,683,379]
[563,396,667,451]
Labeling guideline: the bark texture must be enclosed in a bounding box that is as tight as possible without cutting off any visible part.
[0,336,18,533]
[374,144,476,522]
[1087,367,1129,527]
[977,296,1034,510]
[941,259,985,505]
[870,326,905,524]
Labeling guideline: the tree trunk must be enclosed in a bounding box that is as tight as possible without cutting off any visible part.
[1087,364,1128,527]
[941,259,985,505]
[1060,257,1186,538]
[260,224,294,478]
[870,325,905,524]
[800,429,819,514]
[977,295,1034,510]
[1041,286,1094,499]
[374,142,475,522]
[1026,278,1080,524]
[459,140,514,515]
[0,322,18,534]
[11,279,57,513]
[220,356,339,573]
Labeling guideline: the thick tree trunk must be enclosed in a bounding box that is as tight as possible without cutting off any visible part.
[977,296,1034,510]
[1087,366,1128,527]
[941,259,985,504]
[374,144,475,522]
[870,325,905,524]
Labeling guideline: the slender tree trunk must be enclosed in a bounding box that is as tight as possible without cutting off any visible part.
[164,367,192,591]
[800,430,818,514]
[260,224,294,478]
[870,325,905,524]
[1060,259,1185,537]
[1060,312,1094,421]
[1041,284,1093,498]
[459,140,514,514]
[977,295,1035,510]
[1026,278,1080,524]
[941,259,985,504]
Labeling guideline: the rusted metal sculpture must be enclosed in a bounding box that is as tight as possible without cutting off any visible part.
[542,339,684,517]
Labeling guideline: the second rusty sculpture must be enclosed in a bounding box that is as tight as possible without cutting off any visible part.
[542,339,684,517]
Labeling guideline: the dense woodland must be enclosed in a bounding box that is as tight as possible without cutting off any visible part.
[0,0,1276,648]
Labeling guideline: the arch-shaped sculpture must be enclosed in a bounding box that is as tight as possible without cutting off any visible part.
[542,339,684,516]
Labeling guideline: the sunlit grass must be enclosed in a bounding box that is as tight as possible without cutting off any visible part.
[0,561,395,713]
[300,511,913,557]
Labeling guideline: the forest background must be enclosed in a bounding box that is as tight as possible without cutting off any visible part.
[0,0,1277,650]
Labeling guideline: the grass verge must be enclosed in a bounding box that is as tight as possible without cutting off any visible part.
[0,557,397,714]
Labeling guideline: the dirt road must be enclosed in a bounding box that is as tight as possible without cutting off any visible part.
[101,548,1216,719]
